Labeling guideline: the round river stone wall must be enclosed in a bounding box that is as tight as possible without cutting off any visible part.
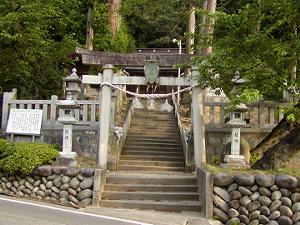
[213,173,300,225]
[0,166,95,207]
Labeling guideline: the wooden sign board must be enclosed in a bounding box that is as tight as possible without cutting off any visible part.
[6,109,43,135]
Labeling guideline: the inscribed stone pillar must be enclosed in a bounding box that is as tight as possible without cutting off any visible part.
[231,127,241,155]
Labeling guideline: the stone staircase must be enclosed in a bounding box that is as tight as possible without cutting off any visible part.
[100,109,201,212]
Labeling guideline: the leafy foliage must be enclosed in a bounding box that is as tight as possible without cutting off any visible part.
[0,0,86,99]
[0,140,59,175]
[195,0,300,107]
[281,103,300,123]
[93,2,135,52]
[250,153,261,166]
[121,0,187,47]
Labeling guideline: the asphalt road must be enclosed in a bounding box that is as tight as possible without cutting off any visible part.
[0,196,152,225]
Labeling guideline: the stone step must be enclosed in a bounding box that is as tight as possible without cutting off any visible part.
[121,150,183,157]
[124,141,181,147]
[133,114,175,119]
[127,134,180,139]
[128,131,178,135]
[104,184,198,192]
[132,119,176,123]
[100,199,201,212]
[106,172,197,185]
[135,108,173,112]
[102,191,199,201]
[128,130,179,135]
[129,126,178,131]
[125,137,181,144]
[129,124,179,132]
[118,165,184,172]
[131,118,176,123]
[134,109,174,116]
[129,123,179,132]
[122,146,182,152]
[118,160,184,167]
[119,155,184,162]
[134,112,174,117]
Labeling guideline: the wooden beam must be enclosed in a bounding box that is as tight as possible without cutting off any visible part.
[82,75,193,86]
[76,48,193,67]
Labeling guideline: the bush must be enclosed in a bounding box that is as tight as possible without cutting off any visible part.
[250,153,261,166]
[0,139,11,158]
[0,140,59,175]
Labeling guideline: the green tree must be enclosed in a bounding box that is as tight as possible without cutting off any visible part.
[93,1,135,52]
[195,0,299,101]
[121,0,187,48]
[194,0,300,169]
[0,0,86,99]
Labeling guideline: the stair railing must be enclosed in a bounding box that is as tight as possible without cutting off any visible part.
[120,98,135,148]
[172,95,191,172]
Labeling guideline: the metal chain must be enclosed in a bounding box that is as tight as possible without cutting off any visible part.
[100,82,197,99]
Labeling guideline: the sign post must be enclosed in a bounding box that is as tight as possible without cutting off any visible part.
[6,109,43,142]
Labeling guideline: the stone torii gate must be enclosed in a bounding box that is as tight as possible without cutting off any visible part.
[76,48,206,169]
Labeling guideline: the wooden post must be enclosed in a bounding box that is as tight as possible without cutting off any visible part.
[110,89,117,128]
[50,95,58,128]
[1,89,17,129]
[98,64,113,168]
[191,67,206,166]
[259,101,265,128]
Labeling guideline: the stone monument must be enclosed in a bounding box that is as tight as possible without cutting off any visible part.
[221,74,250,168]
[56,68,81,166]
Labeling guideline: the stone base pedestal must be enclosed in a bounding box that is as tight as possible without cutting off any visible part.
[220,155,250,169]
[55,152,78,167]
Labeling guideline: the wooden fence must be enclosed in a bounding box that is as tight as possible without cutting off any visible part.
[1,91,100,130]
[1,90,288,132]
[204,101,287,131]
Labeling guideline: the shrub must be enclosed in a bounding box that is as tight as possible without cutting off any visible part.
[0,139,11,158]
[250,153,261,166]
[0,140,59,175]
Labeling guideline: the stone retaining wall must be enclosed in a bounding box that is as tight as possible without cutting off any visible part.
[0,166,95,207]
[213,173,300,225]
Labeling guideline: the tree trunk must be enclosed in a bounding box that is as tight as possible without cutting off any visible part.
[291,24,297,81]
[202,0,217,55]
[291,63,297,81]
[252,125,300,170]
[196,0,207,55]
[251,102,300,169]
[186,0,195,55]
[85,0,96,50]
[108,0,121,39]
[251,118,296,156]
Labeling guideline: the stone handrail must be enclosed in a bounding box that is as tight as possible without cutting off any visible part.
[204,100,288,130]
[172,95,192,171]
[121,99,135,143]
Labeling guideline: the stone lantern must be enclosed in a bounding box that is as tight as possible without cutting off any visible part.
[56,68,81,166]
[221,74,250,168]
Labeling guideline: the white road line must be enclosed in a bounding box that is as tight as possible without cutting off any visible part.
[0,197,153,225]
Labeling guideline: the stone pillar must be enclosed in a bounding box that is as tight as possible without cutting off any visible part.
[231,127,240,155]
[191,67,206,166]
[97,64,113,169]
[58,123,77,167]
[62,124,74,156]
[221,104,250,169]
[110,89,117,128]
